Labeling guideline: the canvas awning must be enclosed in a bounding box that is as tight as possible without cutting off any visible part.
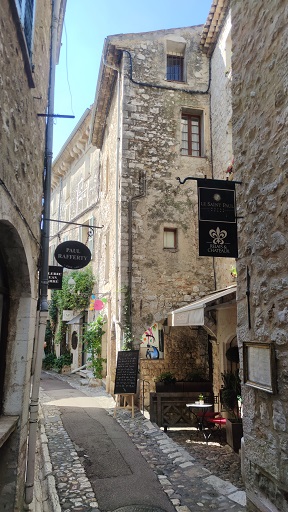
[66,313,84,325]
[168,285,236,327]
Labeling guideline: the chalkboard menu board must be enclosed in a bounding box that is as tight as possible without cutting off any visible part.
[114,350,139,394]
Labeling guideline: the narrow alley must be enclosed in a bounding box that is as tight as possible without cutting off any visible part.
[39,372,246,512]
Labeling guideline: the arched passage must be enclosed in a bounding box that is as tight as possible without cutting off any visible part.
[0,220,33,415]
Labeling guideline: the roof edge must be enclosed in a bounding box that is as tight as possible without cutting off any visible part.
[200,0,230,55]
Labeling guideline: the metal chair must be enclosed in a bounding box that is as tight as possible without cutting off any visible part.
[206,394,227,443]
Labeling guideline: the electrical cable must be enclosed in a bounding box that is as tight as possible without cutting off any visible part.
[0,178,40,247]
[64,20,74,116]
[122,49,211,95]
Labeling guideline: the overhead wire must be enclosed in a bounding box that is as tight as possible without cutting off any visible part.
[64,20,74,116]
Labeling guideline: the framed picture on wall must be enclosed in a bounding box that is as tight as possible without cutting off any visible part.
[243,342,277,393]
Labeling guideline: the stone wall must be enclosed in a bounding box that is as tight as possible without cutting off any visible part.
[140,326,210,407]
[102,27,216,392]
[0,0,52,509]
[210,10,236,290]
[0,0,51,234]
[231,1,288,510]
[70,26,220,394]
[116,28,215,335]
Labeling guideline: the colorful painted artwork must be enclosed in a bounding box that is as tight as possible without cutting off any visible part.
[141,323,161,359]
[89,295,108,311]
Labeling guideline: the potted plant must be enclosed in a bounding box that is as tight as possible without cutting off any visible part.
[221,370,243,452]
[52,352,73,374]
[155,371,177,392]
[230,266,237,280]
[183,372,213,393]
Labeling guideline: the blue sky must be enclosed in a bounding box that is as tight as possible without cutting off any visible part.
[53,0,212,158]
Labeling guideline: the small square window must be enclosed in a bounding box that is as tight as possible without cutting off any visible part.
[167,55,184,82]
[164,228,177,249]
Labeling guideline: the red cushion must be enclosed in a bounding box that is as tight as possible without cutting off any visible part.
[209,418,226,425]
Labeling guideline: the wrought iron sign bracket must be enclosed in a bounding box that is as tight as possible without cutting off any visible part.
[176,176,242,185]
[44,218,104,230]
[44,218,104,244]
[37,114,75,118]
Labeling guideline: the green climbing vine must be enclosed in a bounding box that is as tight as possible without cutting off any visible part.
[48,266,96,346]
[122,285,134,351]
[83,315,107,378]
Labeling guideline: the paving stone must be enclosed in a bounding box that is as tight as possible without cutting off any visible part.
[40,373,247,512]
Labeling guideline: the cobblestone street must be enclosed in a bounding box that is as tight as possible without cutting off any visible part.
[39,372,246,512]
[166,429,244,490]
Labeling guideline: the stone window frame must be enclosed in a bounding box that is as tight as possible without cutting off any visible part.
[180,108,204,158]
[165,39,186,83]
[163,227,178,250]
[166,54,184,82]
[10,0,36,87]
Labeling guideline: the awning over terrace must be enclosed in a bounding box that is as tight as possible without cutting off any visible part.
[66,313,84,325]
[168,285,237,327]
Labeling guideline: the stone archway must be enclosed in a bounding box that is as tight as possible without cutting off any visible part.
[0,220,33,415]
[0,220,36,510]
[224,335,239,374]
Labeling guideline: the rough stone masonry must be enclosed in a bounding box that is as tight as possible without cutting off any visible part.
[232,1,288,511]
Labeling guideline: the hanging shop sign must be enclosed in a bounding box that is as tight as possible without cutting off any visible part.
[62,310,74,321]
[54,241,91,269]
[197,178,238,258]
[89,295,108,311]
[48,265,63,289]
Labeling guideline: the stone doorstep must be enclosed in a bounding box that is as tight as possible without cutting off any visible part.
[203,475,238,495]
[0,416,19,448]
[203,475,246,506]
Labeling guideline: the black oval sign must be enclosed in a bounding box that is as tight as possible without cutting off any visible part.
[54,241,91,269]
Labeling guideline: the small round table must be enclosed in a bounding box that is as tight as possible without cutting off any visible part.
[186,403,213,443]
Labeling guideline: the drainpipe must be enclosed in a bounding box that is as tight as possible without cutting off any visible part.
[128,173,146,331]
[102,55,122,342]
[25,0,60,504]
[115,66,121,335]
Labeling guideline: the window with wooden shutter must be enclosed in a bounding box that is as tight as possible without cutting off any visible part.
[15,0,36,58]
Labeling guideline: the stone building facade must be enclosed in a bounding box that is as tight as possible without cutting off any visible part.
[51,25,226,398]
[89,26,220,398]
[0,1,65,509]
[231,0,288,510]
[50,108,104,371]
[51,23,241,406]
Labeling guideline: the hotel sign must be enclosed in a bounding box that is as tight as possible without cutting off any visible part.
[198,179,238,258]
[54,241,91,269]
